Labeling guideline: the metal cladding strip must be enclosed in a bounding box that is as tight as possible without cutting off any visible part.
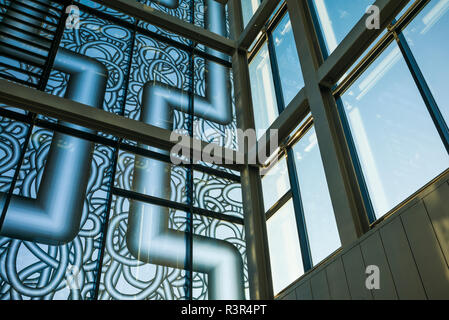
[0,0,108,245]
[127,0,245,299]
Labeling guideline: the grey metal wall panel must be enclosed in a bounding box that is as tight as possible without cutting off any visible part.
[423,182,449,267]
[360,232,398,300]
[280,290,297,300]
[342,246,372,300]
[295,281,313,300]
[310,270,330,300]
[325,258,351,300]
[401,202,449,299]
[380,217,427,299]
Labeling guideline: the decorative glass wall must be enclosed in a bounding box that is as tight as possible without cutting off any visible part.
[0,0,247,300]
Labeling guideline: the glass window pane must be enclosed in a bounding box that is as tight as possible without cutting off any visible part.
[340,42,449,219]
[292,126,340,265]
[261,157,291,211]
[310,0,374,54]
[402,0,449,125]
[249,43,279,139]
[241,0,261,27]
[272,13,304,105]
[267,199,304,295]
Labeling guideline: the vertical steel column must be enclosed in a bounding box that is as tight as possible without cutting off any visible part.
[285,0,370,246]
[229,0,274,300]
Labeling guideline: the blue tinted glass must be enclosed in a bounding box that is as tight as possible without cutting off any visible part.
[402,0,449,125]
[311,0,374,54]
[249,43,279,139]
[341,42,449,219]
[272,13,304,106]
[241,0,261,27]
[292,126,340,265]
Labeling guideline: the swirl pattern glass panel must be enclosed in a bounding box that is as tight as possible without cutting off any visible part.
[0,134,114,299]
[98,196,189,300]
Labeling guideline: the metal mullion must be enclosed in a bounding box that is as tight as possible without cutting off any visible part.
[184,8,195,297]
[334,97,377,224]
[38,1,69,90]
[285,148,313,271]
[193,207,244,226]
[0,61,42,78]
[265,189,292,221]
[0,106,242,183]
[75,2,232,68]
[111,186,245,227]
[1,4,58,27]
[0,118,35,233]
[92,21,137,300]
[0,30,51,52]
[332,33,395,97]
[0,21,53,43]
[266,25,313,272]
[0,12,57,34]
[12,0,61,20]
[394,31,449,154]
[265,1,287,34]
[92,138,121,301]
[0,51,46,69]
[267,32,285,113]
[306,0,329,60]
[0,41,48,60]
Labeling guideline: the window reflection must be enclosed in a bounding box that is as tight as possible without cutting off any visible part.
[272,13,304,106]
[241,0,261,27]
[341,42,449,219]
[267,199,304,295]
[402,0,449,125]
[292,126,340,265]
[310,0,374,54]
[249,43,279,139]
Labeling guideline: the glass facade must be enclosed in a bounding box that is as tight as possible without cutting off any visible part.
[340,42,449,218]
[0,0,448,301]
[310,0,374,55]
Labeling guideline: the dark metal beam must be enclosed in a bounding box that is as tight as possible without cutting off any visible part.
[0,79,242,169]
[317,0,410,86]
[286,0,371,246]
[249,88,308,163]
[229,0,274,300]
[237,0,281,50]
[92,0,236,55]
